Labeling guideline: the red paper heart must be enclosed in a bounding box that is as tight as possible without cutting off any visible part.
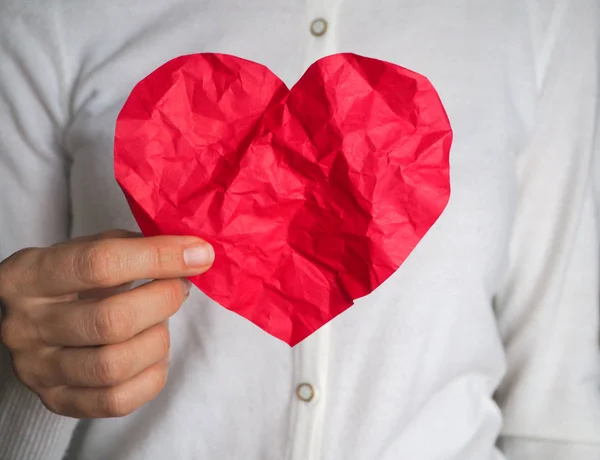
[114,53,451,346]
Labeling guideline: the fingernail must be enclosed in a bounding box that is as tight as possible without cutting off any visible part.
[182,278,192,295]
[183,244,214,267]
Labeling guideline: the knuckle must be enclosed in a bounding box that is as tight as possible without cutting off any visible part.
[39,388,66,416]
[0,248,36,296]
[76,242,119,287]
[10,354,37,388]
[0,265,14,298]
[152,244,182,272]
[92,348,129,385]
[91,301,136,343]
[99,388,134,417]
[0,317,27,350]
[0,318,17,348]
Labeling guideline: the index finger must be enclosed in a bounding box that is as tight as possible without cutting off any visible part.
[7,234,214,298]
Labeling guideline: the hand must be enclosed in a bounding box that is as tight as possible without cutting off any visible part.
[0,230,214,418]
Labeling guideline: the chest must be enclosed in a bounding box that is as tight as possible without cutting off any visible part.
[63,0,534,291]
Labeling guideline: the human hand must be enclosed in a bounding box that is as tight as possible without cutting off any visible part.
[0,230,213,418]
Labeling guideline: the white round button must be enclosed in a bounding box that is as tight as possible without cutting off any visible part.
[296,383,315,402]
[310,18,328,37]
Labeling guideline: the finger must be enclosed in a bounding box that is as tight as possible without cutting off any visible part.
[9,233,213,298]
[42,322,169,387]
[42,360,169,418]
[39,278,190,346]
[0,230,139,299]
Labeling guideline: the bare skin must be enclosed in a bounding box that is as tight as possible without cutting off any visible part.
[0,230,214,418]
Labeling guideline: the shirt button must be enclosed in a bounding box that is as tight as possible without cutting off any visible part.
[296,383,316,402]
[310,18,328,37]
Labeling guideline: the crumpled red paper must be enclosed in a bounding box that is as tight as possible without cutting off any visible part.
[114,53,452,346]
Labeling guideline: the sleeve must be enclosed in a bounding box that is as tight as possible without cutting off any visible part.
[493,1,600,458]
[0,2,80,459]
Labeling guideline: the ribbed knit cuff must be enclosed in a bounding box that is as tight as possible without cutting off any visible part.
[498,435,600,460]
[0,347,78,460]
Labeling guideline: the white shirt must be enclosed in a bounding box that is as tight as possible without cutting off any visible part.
[0,1,599,459]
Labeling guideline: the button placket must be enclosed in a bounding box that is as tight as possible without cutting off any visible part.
[289,331,330,460]
[287,2,340,459]
[302,0,341,67]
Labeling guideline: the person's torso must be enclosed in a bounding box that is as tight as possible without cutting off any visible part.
[62,1,534,458]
